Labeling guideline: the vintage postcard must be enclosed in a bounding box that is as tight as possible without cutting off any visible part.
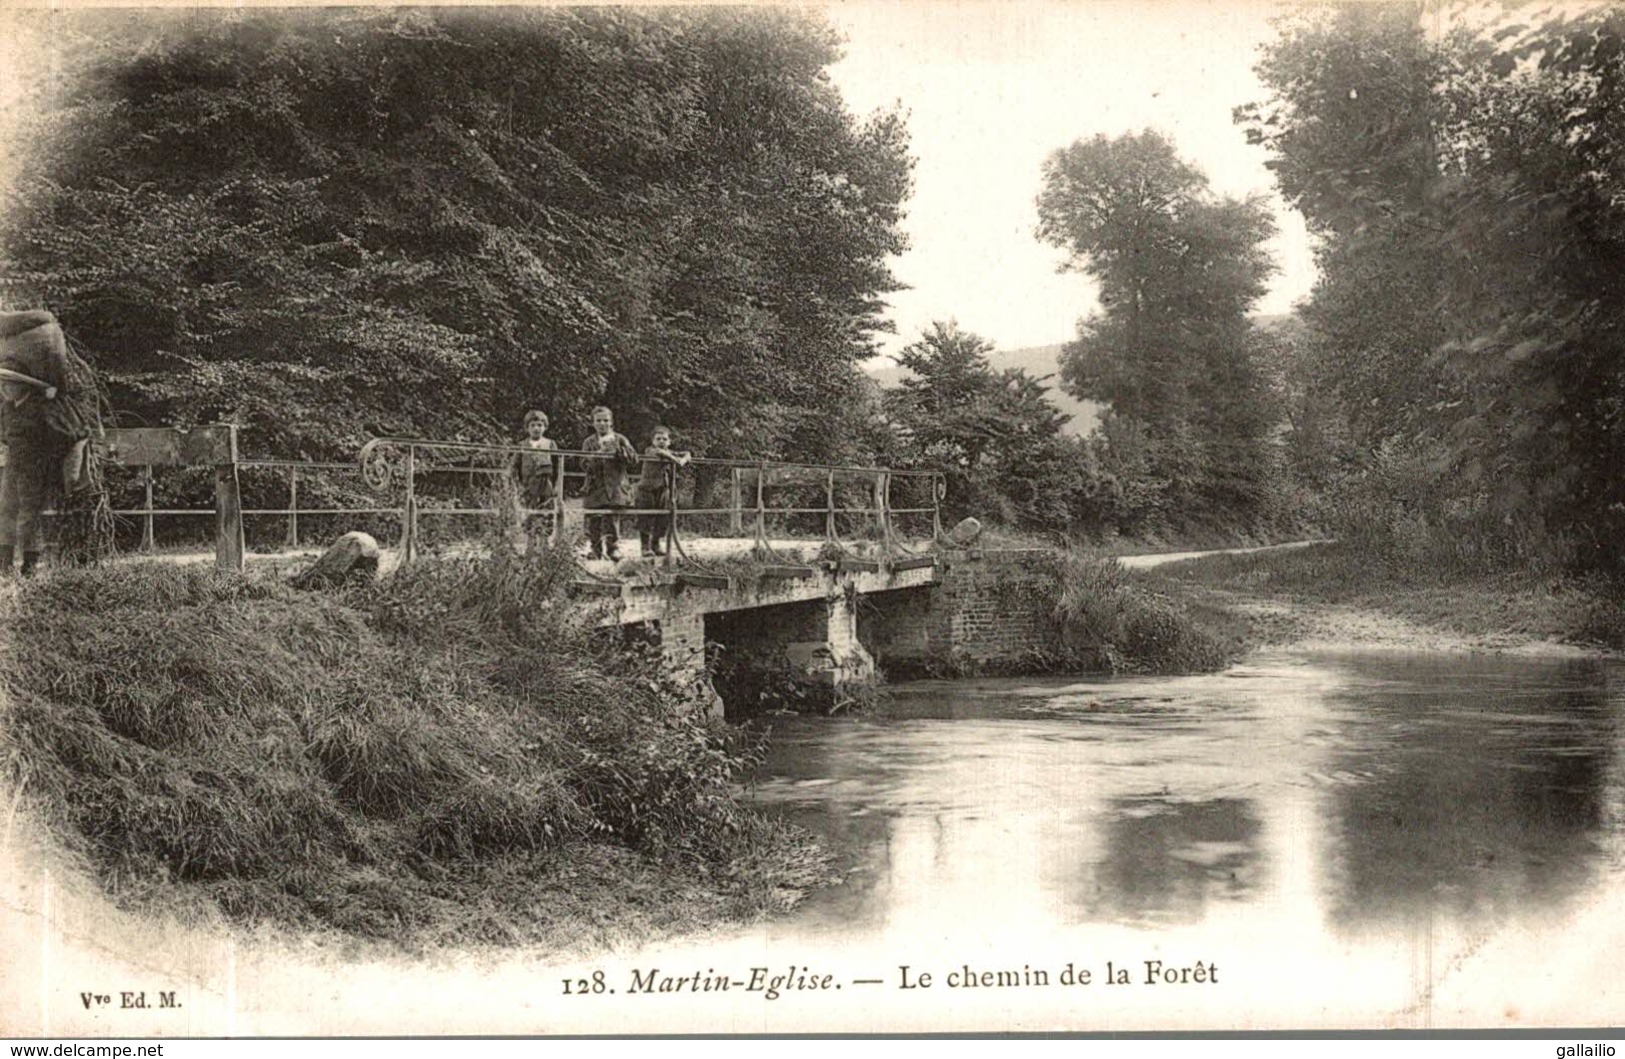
[2,0,1623,1038]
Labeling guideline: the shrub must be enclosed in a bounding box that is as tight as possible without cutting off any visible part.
[0,545,786,942]
[1042,549,1235,674]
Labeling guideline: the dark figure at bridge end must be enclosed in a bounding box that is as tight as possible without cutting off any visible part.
[0,310,72,577]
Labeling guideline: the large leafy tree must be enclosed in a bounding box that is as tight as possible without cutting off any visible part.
[1036,130,1280,527]
[883,320,1098,532]
[0,7,911,461]
[1240,3,1625,572]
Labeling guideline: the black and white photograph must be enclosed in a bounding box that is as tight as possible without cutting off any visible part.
[2,0,1623,1038]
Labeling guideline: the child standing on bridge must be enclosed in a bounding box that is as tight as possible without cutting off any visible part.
[512,410,558,544]
[580,406,639,561]
[635,425,690,558]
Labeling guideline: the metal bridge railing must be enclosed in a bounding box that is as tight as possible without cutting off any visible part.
[355,436,947,570]
[75,428,947,575]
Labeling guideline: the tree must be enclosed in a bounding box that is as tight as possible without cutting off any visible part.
[1240,3,1625,574]
[883,320,1097,533]
[0,8,912,463]
[1036,130,1280,530]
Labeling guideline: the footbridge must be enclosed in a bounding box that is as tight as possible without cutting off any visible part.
[80,427,1057,713]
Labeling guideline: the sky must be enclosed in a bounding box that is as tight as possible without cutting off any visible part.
[822,0,1318,361]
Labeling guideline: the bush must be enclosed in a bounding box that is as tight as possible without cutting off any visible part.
[1042,549,1235,674]
[1328,437,1574,579]
[0,546,792,943]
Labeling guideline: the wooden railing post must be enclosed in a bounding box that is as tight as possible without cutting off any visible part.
[754,462,767,548]
[729,466,743,536]
[140,466,155,553]
[933,474,946,542]
[398,444,418,565]
[825,469,837,542]
[665,462,678,569]
[214,425,244,573]
[548,455,566,549]
[285,465,300,548]
[879,470,894,549]
[871,471,885,538]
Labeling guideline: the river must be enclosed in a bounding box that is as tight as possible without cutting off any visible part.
[32,641,1624,1033]
[739,648,1625,1029]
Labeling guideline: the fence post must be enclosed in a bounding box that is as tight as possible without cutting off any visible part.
[754,461,767,548]
[548,454,566,549]
[933,474,946,542]
[140,466,155,553]
[879,471,894,549]
[285,466,300,548]
[398,444,418,565]
[871,472,885,538]
[729,467,743,536]
[665,462,678,569]
[214,425,244,573]
[825,469,837,542]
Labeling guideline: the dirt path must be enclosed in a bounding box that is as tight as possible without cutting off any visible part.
[1115,538,1331,569]
[1217,588,1605,658]
[1118,539,1614,659]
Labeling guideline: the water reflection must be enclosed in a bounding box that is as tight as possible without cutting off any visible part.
[1083,796,1264,927]
[751,651,1625,944]
[1314,657,1618,934]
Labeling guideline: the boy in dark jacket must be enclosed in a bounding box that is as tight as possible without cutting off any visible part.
[634,425,690,558]
[579,406,639,560]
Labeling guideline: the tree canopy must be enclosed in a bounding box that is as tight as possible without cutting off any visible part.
[0,7,912,462]
[1240,2,1625,573]
[882,320,1104,534]
[1036,130,1281,530]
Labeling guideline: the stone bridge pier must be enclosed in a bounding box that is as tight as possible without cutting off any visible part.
[587,549,1058,719]
[703,591,876,695]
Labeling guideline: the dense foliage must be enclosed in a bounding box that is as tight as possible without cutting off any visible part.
[1239,3,1625,577]
[880,320,1109,535]
[0,8,910,462]
[1036,131,1285,536]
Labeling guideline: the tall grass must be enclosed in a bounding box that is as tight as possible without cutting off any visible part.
[1037,550,1239,675]
[0,546,826,946]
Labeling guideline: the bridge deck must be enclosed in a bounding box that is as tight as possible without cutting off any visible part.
[133,535,936,579]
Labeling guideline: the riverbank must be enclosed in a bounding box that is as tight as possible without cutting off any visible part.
[1136,540,1625,658]
[0,551,834,955]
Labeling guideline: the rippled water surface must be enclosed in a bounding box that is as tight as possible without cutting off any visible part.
[745,650,1625,1024]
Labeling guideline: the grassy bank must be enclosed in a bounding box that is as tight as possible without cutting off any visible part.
[926,549,1250,678]
[0,549,832,951]
[1044,550,1253,673]
[1140,541,1625,653]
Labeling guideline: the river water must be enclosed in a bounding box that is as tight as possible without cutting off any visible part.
[84,647,1623,1034]
[741,649,1625,1029]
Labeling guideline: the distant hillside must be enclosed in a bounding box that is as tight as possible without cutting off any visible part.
[866,342,1102,436]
